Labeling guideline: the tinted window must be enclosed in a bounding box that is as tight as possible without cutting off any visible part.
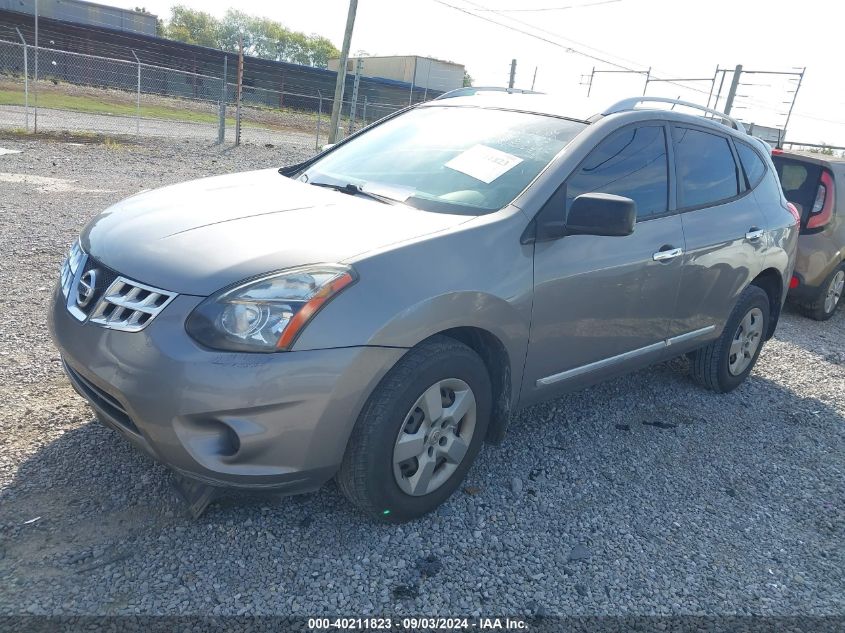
[566,125,668,220]
[735,141,767,188]
[672,127,740,208]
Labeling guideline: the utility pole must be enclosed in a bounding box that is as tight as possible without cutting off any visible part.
[508,59,517,89]
[235,35,243,146]
[723,64,743,115]
[329,0,358,144]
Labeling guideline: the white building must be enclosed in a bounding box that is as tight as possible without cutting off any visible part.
[328,55,465,93]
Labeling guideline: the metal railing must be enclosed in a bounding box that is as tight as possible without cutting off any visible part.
[0,37,411,147]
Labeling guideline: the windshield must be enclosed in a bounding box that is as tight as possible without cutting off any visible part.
[299,106,586,214]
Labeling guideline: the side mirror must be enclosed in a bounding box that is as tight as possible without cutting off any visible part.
[565,192,636,237]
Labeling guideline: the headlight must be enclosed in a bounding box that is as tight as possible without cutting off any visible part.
[60,240,85,299]
[186,264,356,352]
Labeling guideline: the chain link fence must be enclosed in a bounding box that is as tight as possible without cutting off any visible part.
[0,37,410,148]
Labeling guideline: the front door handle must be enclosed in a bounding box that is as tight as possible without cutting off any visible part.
[653,247,684,262]
[746,227,765,241]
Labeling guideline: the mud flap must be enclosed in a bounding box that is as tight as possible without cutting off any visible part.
[171,472,220,519]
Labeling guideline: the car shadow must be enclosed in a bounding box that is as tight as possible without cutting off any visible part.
[1,353,842,614]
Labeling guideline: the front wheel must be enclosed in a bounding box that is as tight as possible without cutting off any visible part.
[337,336,491,522]
[689,285,770,393]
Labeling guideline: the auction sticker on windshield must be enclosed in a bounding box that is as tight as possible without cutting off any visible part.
[445,144,523,184]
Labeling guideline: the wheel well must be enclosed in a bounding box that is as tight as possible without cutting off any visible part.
[437,327,512,445]
[750,268,784,340]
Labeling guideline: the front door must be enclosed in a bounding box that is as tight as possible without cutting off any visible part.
[523,123,686,398]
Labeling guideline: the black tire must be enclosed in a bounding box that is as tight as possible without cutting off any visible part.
[797,265,845,322]
[337,335,491,522]
[689,285,770,393]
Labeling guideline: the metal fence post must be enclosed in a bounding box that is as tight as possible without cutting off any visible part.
[33,0,38,133]
[316,90,323,151]
[362,96,368,128]
[218,55,227,145]
[15,28,29,132]
[131,50,141,135]
[235,36,243,146]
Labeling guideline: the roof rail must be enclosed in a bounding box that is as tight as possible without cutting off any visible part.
[602,97,746,133]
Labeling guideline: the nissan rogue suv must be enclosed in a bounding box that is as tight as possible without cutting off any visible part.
[771,150,845,320]
[49,95,798,521]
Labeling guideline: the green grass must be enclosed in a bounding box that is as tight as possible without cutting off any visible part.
[0,88,237,126]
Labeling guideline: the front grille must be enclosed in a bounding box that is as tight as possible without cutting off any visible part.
[63,361,140,435]
[88,276,176,332]
[59,242,177,333]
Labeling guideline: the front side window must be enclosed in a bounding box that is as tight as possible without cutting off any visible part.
[565,125,669,220]
[300,106,586,215]
[735,141,767,188]
[672,127,740,208]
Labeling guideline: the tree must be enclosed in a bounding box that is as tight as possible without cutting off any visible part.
[463,70,473,87]
[163,6,340,68]
[165,6,221,48]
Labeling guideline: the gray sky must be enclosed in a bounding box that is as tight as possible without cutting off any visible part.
[109,0,845,145]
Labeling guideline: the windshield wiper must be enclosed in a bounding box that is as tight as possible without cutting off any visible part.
[309,181,398,205]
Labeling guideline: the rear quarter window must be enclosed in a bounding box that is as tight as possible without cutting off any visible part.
[735,141,767,188]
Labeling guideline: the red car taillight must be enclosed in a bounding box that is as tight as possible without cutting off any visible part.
[806,171,835,230]
[790,275,800,289]
[786,202,800,224]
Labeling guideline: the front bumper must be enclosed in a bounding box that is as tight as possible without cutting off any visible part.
[48,285,406,491]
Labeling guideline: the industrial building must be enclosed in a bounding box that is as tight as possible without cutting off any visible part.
[329,55,465,94]
[0,0,157,35]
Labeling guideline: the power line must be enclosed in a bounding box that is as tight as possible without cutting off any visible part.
[436,0,714,97]
[435,0,845,128]
[472,0,622,12]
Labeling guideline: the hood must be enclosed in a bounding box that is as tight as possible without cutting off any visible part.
[82,169,469,295]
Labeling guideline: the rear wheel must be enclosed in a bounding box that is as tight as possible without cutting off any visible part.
[798,265,845,321]
[689,285,770,393]
[337,336,491,522]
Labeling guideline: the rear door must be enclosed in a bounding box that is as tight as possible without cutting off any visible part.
[523,123,686,397]
[671,125,768,335]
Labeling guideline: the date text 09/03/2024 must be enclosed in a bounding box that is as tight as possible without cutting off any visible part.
[307,617,529,630]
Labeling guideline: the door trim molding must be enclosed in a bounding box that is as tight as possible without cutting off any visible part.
[536,325,716,387]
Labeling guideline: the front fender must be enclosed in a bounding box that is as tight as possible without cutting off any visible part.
[368,290,529,391]
[292,210,534,400]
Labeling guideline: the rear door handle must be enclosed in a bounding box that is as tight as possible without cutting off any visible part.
[653,247,684,262]
[746,228,765,241]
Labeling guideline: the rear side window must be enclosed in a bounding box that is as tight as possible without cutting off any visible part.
[672,127,740,208]
[735,141,767,188]
[566,125,668,220]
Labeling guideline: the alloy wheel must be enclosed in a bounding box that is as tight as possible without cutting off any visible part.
[392,378,477,496]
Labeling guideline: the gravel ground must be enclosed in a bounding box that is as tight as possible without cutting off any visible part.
[0,134,843,618]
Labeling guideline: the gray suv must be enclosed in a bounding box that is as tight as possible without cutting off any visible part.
[49,95,798,521]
